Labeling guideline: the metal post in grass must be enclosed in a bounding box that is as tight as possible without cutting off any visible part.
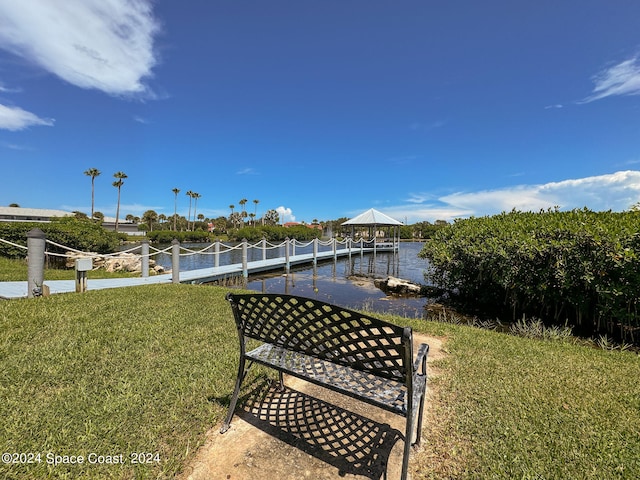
[242,238,248,278]
[141,239,149,278]
[171,239,180,284]
[27,228,46,298]
[214,239,220,268]
[285,237,290,274]
[313,237,318,267]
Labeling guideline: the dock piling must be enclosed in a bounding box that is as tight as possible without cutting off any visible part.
[27,228,46,298]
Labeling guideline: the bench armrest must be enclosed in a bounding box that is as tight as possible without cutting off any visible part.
[413,343,429,374]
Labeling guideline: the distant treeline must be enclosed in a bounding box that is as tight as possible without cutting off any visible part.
[419,208,640,343]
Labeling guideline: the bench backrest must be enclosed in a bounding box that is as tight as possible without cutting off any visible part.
[227,293,413,383]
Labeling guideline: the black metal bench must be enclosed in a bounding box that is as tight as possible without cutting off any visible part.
[220,293,429,480]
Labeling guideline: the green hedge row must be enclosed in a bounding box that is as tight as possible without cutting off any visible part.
[419,208,640,342]
[0,218,122,258]
[146,230,212,244]
[229,225,322,242]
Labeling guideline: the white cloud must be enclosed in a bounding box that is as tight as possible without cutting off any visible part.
[276,206,295,223]
[0,103,54,130]
[0,0,160,97]
[236,168,259,175]
[582,56,640,103]
[388,170,640,223]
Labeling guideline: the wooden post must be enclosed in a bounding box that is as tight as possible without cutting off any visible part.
[27,228,45,298]
[242,238,248,278]
[171,239,180,284]
[141,239,149,278]
[313,237,318,267]
[75,257,92,293]
[285,237,290,274]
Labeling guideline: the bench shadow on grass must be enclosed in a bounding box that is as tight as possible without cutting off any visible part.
[236,379,402,480]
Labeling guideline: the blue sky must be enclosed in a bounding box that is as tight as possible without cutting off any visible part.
[1,1,640,224]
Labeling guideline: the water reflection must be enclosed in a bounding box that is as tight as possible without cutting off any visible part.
[153,241,429,318]
[245,243,429,318]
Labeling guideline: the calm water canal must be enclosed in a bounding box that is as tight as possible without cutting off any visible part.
[154,241,430,318]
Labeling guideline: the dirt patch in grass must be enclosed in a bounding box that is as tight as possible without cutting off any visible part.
[179,334,447,480]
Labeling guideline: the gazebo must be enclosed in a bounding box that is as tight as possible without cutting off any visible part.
[341,208,403,253]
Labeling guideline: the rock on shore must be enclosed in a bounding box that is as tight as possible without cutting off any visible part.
[65,252,166,274]
[374,276,427,297]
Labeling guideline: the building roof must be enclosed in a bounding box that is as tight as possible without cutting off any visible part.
[0,206,74,221]
[341,208,403,226]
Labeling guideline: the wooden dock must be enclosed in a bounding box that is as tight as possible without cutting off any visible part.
[0,246,387,300]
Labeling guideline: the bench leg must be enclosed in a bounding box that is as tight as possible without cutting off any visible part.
[401,411,413,480]
[276,370,285,391]
[220,355,247,434]
[413,390,426,447]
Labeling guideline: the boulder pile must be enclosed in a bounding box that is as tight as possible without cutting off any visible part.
[65,252,166,274]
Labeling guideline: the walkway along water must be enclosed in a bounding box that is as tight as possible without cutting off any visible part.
[0,232,398,300]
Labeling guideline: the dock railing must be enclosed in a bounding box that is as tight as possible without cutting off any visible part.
[1,231,395,297]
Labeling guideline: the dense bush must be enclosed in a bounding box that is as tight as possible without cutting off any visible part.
[419,208,640,342]
[146,230,211,244]
[0,217,121,258]
[229,225,322,242]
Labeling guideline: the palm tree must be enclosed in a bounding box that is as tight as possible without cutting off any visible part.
[112,171,127,232]
[239,198,248,226]
[186,190,194,230]
[142,210,158,232]
[192,192,201,230]
[84,168,101,219]
[172,188,180,231]
[253,199,260,226]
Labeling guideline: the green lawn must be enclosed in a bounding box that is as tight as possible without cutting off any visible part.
[0,256,141,281]
[1,284,639,479]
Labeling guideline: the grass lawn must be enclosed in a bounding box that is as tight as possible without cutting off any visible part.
[1,284,639,479]
[0,256,140,282]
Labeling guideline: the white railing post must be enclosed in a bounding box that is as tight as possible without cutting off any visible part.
[27,228,46,298]
[242,238,248,278]
[141,239,149,278]
[262,237,267,262]
[333,236,337,261]
[313,237,318,267]
[285,237,290,274]
[214,239,220,268]
[171,239,180,284]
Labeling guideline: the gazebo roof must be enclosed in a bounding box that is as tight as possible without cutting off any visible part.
[341,208,403,226]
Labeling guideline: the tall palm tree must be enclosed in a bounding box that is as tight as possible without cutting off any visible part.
[253,199,259,226]
[186,190,194,230]
[84,168,101,219]
[239,198,247,226]
[172,188,180,231]
[112,171,127,232]
[192,192,201,230]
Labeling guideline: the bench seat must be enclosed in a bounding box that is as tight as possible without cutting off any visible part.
[247,342,427,416]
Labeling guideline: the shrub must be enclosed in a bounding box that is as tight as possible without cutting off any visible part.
[0,217,121,258]
[419,208,640,343]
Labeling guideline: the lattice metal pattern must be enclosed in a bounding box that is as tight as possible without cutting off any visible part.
[230,293,408,381]
[247,343,408,414]
[242,381,401,479]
